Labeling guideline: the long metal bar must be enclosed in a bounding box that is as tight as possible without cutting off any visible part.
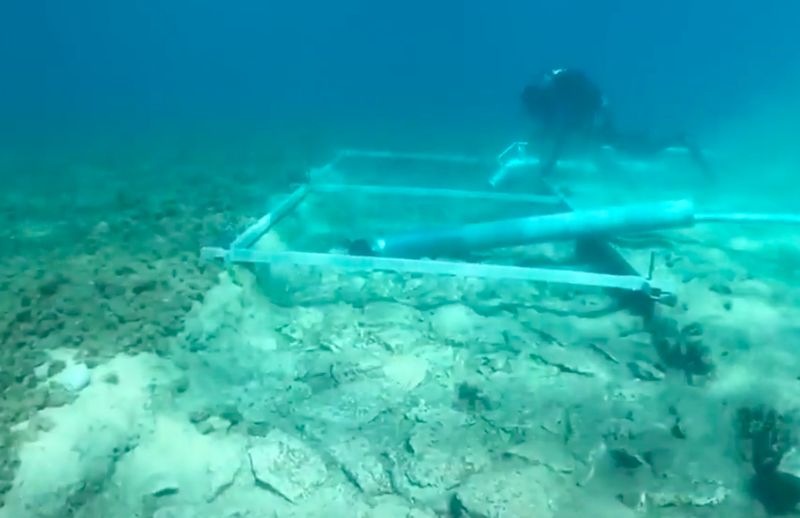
[230,183,310,250]
[200,246,659,293]
[337,149,486,164]
[489,158,538,187]
[372,199,695,259]
[694,212,800,225]
[497,141,528,163]
[310,183,562,204]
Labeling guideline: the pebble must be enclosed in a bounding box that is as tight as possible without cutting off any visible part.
[627,361,665,381]
[609,447,646,469]
[46,386,74,408]
[103,372,119,384]
[145,473,180,497]
[55,363,91,392]
[47,360,67,377]
[189,410,209,424]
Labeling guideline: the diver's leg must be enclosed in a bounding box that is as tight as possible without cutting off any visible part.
[676,135,714,179]
[539,132,568,176]
[648,133,714,179]
[606,131,713,179]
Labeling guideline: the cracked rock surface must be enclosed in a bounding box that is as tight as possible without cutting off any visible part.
[2,161,800,517]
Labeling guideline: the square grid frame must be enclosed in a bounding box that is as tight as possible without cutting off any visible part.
[200,142,675,317]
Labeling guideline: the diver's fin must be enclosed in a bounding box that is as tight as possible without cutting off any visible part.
[675,134,714,179]
[688,145,713,179]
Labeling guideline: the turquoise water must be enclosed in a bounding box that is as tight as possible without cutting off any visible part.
[2,2,800,517]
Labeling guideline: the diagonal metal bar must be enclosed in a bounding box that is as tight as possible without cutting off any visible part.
[230,183,310,250]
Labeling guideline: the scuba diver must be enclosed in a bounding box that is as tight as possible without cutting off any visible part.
[520,68,713,178]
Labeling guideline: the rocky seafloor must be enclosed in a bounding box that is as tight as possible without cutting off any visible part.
[2,165,800,518]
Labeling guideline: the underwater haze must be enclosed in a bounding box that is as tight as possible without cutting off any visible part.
[3,1,800,517]
[3,1,800,163]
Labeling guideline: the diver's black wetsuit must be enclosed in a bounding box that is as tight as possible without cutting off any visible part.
[521,68,712,177]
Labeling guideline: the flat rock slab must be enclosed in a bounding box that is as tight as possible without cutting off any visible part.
[328,436,392,496]
[248,429,328,503]
[455,467,553,518]
[295,381,399,431]
[383,355,428,391]
[206,454,241,502]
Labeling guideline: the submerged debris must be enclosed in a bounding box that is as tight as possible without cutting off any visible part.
[248,429,328,503]
[651,318,714,384]
[736,404,800,514]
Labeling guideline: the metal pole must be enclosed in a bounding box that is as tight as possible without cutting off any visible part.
[372,199,696,259]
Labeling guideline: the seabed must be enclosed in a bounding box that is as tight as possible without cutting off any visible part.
[1,142,800,517]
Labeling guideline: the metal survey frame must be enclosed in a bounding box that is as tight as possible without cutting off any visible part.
[200,144,674,316]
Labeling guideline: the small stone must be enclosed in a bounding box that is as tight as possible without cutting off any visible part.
[671,420,687,439]
[39,278,64,297]
[55,363,91,392]
[617,491,647,511]
[246,421,271,437]
[103,372,119,384]
[173,377,189,394]
[196,421,215,435]
[115,266,136,276]
[205,416,231,433]
[218,405,243,425]
[95,281,125,298]
[710,283,732,295]
[48,361,68,379]
[189,410,209,424]
[132,279,157,295]
[29,415,55,433]
[33,363,50,380]
[92,221,110,234]
[0,372,13,391]
[648,483,729,508]
[14,309,32,324]
[154,341,173,357]
[46,386,74,408]
[63,335,84,347]
[28,389,48,410]
[144,473,180,497]
[628,361,665,381]
[610,448,646,469]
